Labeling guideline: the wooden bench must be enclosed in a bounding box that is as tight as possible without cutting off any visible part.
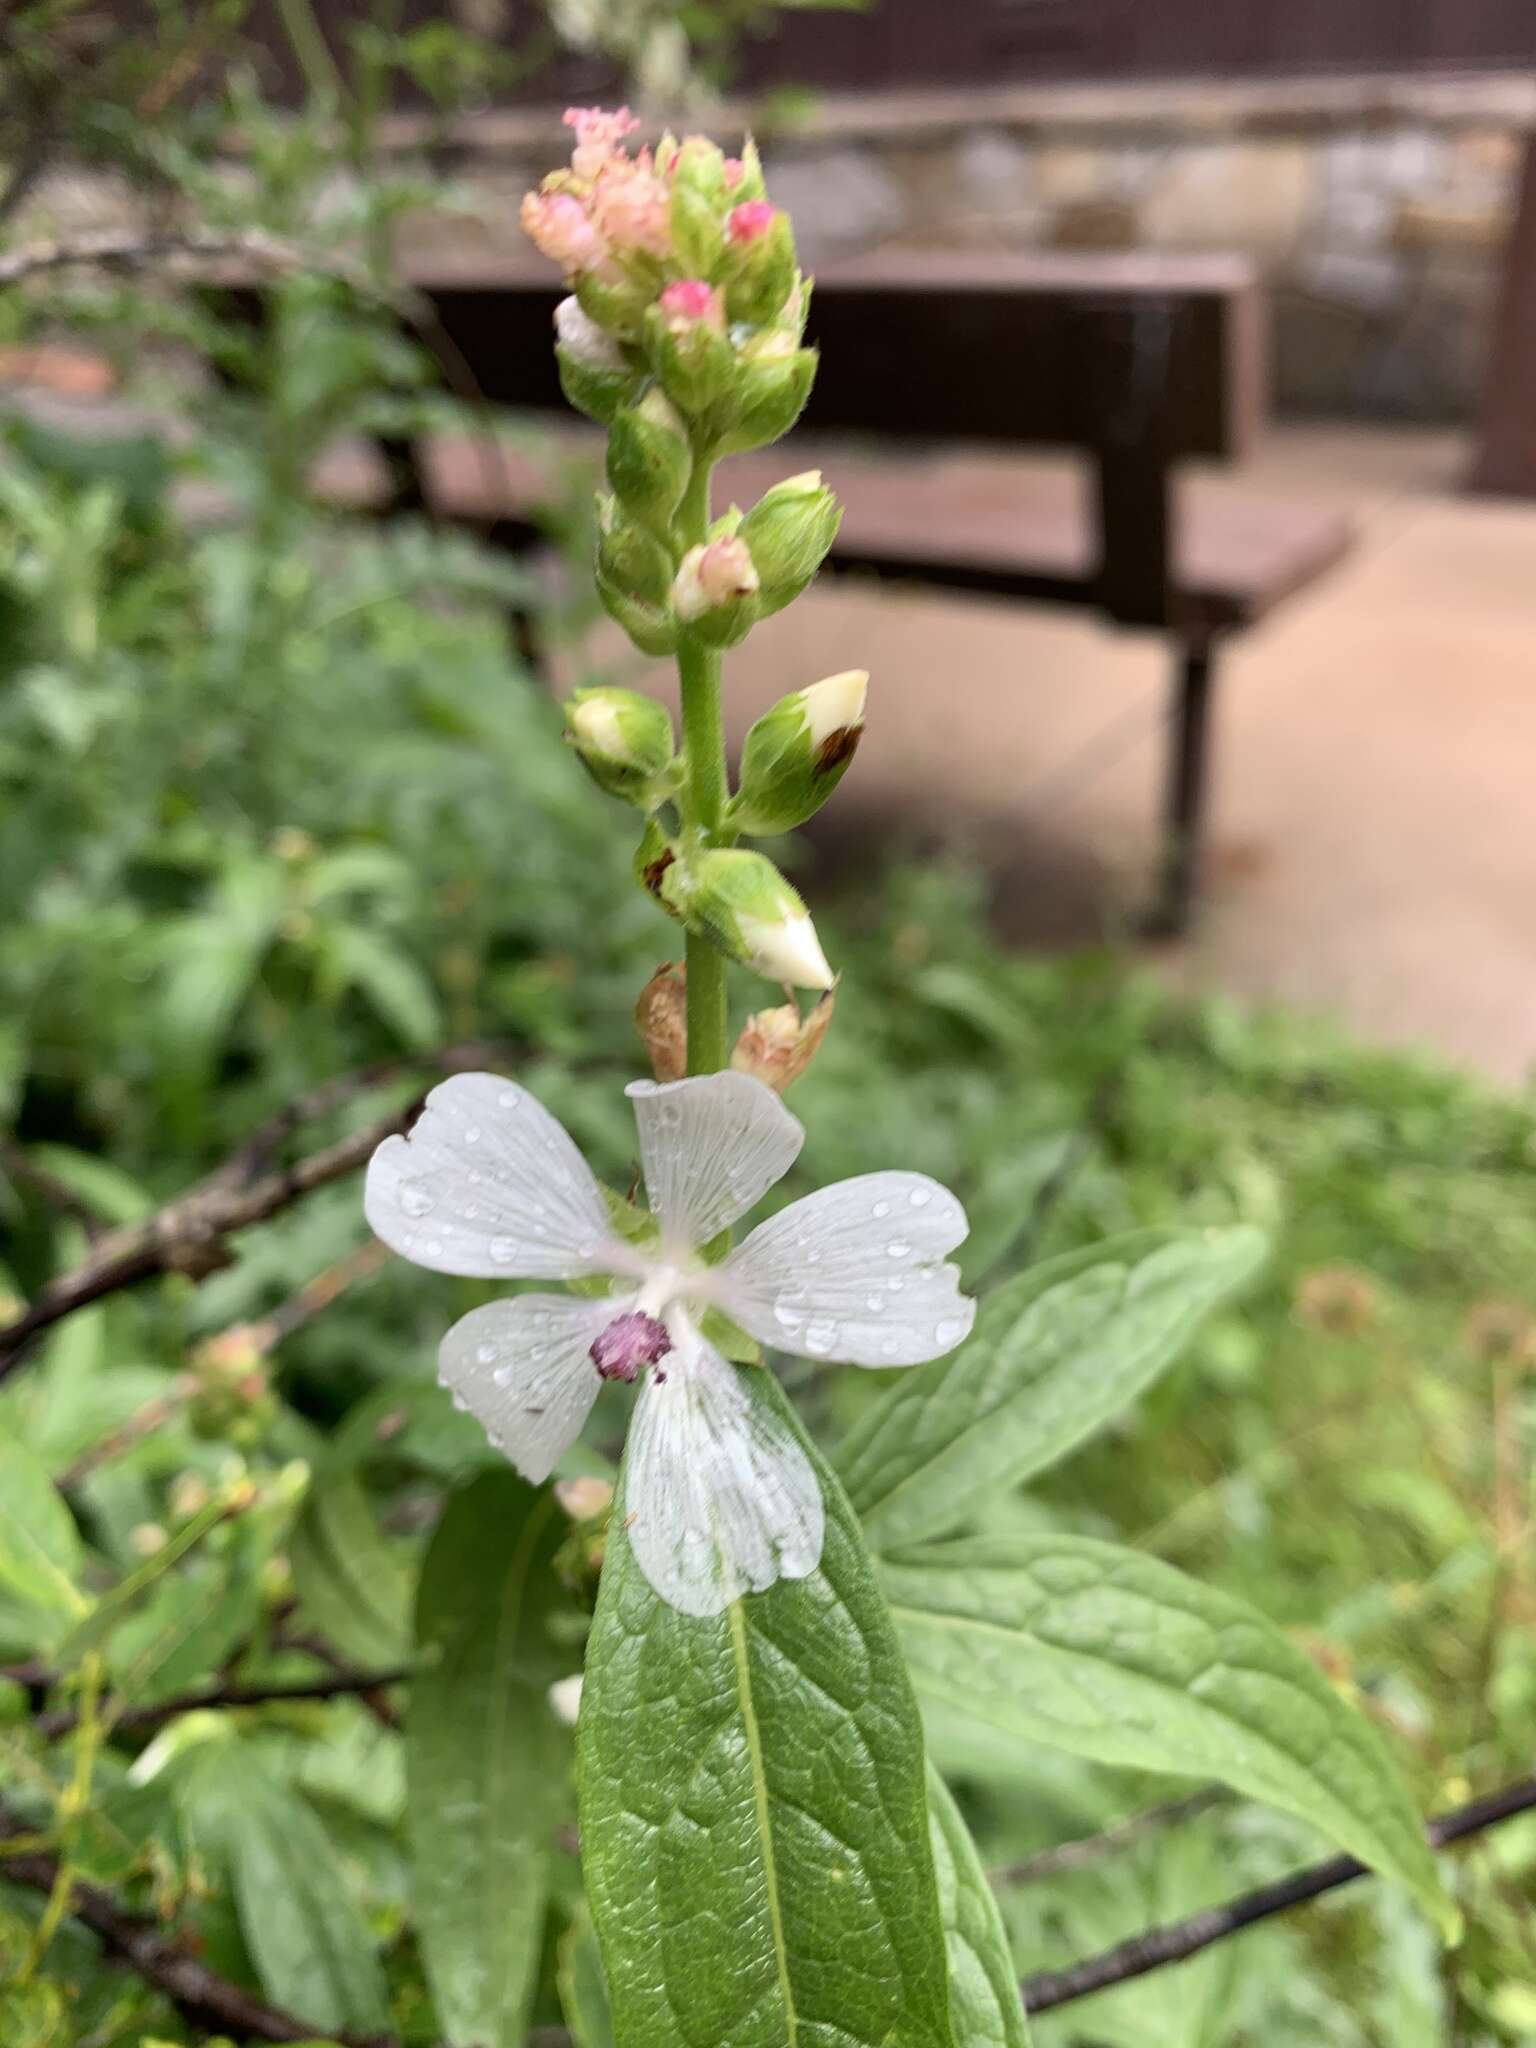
[374,249,1357,932]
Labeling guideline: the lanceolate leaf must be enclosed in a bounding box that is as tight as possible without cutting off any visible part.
[188,1754,390,2033]
[407,1472,571,2048]
[837,1227,1267,1552]
[288,1472,411,1667]
[883,1535,1454,1935]
[0,1434,89,1654]
[579,1370,956,2048]
[927,1767,1030,2048]
[558,1908,615,2048]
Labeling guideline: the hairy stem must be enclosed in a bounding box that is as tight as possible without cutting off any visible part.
[676,450,730,1077]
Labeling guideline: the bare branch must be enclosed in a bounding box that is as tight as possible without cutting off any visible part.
[32,1663,416,1742]
[0,223,410,304]
[990,1786,1226,1888]
[1021,1775,1536,2014]
[0,1800,397,2045]
[0,1042,515,1380]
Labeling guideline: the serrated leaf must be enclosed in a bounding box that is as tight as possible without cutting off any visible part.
[579,1368,956,2048]
[883,1534,1454,1935]
[928,1766,1030,2048]
[185,1755,389,2033]
[407,1472,570,2048]
[837,1228,1267,1551]
[0,1434,89,1652]
[288,1473,411,1666]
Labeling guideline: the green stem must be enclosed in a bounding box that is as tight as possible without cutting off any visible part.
[675,449,729,1077]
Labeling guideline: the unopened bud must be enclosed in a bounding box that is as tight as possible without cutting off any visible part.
[606,385,691,532]
[672,536,759,645]
[726,670,866,835]
[738,470,841,616]
[590,158,672,263]
[635,819,681,908]
[521,187,609,276]
[565,686,676,807]
[646,280,734,416]
[723,206,797,324]
[634,960,688,1080]
[662,847,834,989]
[554,295,640,425]
[718,332,817,455]
[548,1673,585,1726]
[555,1475,615,1522]
[731,992,835,1093]
[595,493,674,608]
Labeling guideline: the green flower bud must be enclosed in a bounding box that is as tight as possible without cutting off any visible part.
[595,565,677,656]
[596,492,675,608]
[738,469,842,616]
[725,669,867,835]
[669,180,726,280]
[671,536,760,648]
[717,334,818,456]
[635,818,681,909]
[575,267,653,342]
[606,385,692,531]
[565,686,677,807]
[722,204,798,325]
[645,282,735,418]
[732,138,768,205]
[661,847,834,989]
[554,295,642,424]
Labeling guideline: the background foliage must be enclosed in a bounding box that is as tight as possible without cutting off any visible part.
[1,11,1534,2046]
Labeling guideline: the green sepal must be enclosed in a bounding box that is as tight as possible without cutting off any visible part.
[596,493,675,608]
[605,387,691,532]
[669,181,726,281]
[556,345,643,427]
[738,470,842,616]
[643,302,736,418]
[723,210,798,325]
[716,346,818,456]
[595,568,677,657]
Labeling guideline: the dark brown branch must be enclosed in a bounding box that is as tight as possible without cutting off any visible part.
[0,1042,514,1380]
[990,1787,1226,1888]
[0,1134,109,1235]
[1021,1775,1536,2014]
[0,1802,396,2045]
[31,1663,415,1742]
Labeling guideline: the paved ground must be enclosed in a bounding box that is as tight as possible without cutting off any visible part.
[670,425,1536,1084]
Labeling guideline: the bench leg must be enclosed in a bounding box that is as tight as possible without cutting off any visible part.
[1145,638,1216,938]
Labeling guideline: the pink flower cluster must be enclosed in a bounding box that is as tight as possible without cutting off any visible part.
[521,107,783,290]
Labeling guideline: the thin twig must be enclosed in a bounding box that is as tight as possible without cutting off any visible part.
[0,1042,514,1380]
[0,1134,109,1236]
[0,223,408,302]
[273,1628,406,1732]
[34,1664,415,1742]
[0,1800,395,2045]
[1021,1775,1536,2014]
[990,1786,1226,1888]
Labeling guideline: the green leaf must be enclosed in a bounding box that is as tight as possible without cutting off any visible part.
[407,1472,571,2048]
[0,1434,89,1652]
[883,1534,1454,1935]
[928,1767,1030,2048]
[579,1369,956,2048]
[558,1907,614,2048]
[185,1754,389,2034]
[288,1473,411,1666]
[837,1228,1267,1552]
[57,1492,230,1667]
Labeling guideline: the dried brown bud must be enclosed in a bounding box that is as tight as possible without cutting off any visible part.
[635,960,688,1081]
[730,992,835,1094]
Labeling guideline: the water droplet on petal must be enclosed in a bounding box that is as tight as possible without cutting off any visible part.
[803,1319,837,1355]
[886,1241,911,1259]
[399,1183,434,1218]
[866,1292,886,1313]
[774,1301,806,1333]
[935,1316,968,1346]
[463,1125,482,1144]
[881,1338,898,1359]
[872,1200,891,1220]
[498,1088,521,1108]
[476,1343,497,1366]
[450,1389,470,1411]
[490,1236,517,1264]
[492,1365,513,1387]
[909,1185,932,1208]
[805,1250,820,1266]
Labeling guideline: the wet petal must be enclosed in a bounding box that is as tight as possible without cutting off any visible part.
[438,1291,620,1483]
[716,1171,975,1368]
[626,1072,802,1253]
[624,1335,823,1617]
[366,1073,624,1280]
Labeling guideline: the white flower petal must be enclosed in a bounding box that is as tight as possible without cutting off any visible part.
[624,1337,823,1617]
[626,1072,802,1253]
[366,1073,623,1280]
[716,1171,976,1368]
[438,1291,618,1483]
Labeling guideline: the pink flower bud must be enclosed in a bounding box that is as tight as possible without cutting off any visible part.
[672,537,759,622]
[659,279,725,331]
[727,200,777,245]
[591,161,673,261]
[723,157,746,189]
[520,189,609,276]
[563,104,641,182]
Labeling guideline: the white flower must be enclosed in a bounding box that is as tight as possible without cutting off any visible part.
[364,1071,975,1617]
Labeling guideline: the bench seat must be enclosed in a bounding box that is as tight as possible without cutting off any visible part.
[378,433,1352,638]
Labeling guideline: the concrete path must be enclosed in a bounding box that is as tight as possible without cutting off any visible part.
[703,426,1536,1084]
